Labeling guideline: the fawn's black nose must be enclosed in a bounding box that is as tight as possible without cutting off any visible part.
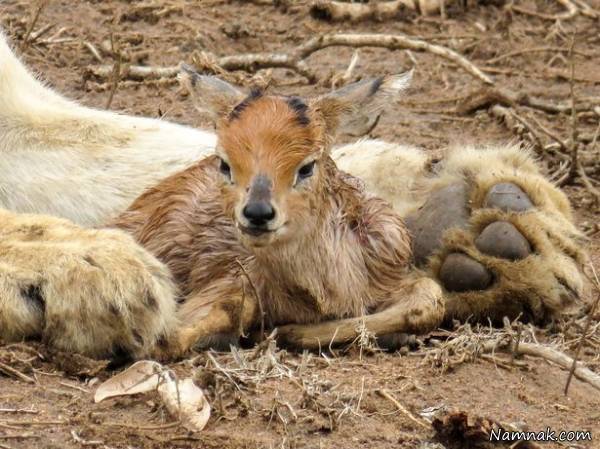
[243,201,276,227]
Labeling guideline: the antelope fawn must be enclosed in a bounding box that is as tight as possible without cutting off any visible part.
[113,67,445,352]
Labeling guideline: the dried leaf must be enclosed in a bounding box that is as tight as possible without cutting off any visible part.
[94,361,211,432]
[158,374,211,432]
[94,360,163,403]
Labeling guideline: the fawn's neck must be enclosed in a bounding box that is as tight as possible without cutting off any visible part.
[250,162,371,324]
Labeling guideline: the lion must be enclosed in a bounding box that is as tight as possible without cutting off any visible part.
[0,31,588,359]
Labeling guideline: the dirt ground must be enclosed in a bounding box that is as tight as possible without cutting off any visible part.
[1,0,600,448]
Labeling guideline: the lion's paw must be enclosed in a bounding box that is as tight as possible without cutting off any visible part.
[0,210,177,359]
[406,147,589,324]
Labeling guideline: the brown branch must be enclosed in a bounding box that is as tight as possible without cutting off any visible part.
[0,362,35,384]
[457,86,597,115]
[87,33,492,86]
[486,46,595,65]
[511,0,578,21]
[375,389,430,429]
[297,33,493,84]
[482,340,600,392]
[21,0,47,50]
[501,106,545,150]
[105,33,122,110]
[235,260,266,342]
[564,263,600,394]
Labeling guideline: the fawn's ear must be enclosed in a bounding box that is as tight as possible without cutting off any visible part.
[311,70,413,140]
[179,64,245,120]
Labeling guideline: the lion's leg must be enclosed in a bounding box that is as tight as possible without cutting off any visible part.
[176,279,258,353]
[275,277,443,351]
[0,209,177,359]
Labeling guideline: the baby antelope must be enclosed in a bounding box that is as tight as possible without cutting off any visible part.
[114,67,444,353]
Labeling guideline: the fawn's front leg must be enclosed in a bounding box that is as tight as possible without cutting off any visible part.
[176,278,258,353]
[275,277,444,350]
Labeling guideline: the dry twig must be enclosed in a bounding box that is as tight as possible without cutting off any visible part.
[511,0,579,21]
[87,33,493,85]
[375,389,430,429]
[105,32,122,110]
[0,361,35,384]
[564,263,600,394]
[21,0,47,50]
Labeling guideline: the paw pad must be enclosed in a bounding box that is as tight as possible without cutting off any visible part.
[406,182,470,267]
[484,182,533,212]
[475,221,532,260]
[439,253,492,292]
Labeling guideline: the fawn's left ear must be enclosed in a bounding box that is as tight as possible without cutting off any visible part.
[179,64,245,121]
[311,70,413,141]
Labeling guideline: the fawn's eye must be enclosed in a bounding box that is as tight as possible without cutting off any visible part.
[297,161,316,181]
[218,158,231,180]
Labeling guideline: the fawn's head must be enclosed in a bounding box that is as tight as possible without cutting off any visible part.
[180,66,411,248]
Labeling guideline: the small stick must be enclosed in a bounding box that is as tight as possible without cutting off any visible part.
[486,46,594,65]
[88,32,493,85]
[375,389,429,429]
[0,434,39,440]
[482,340,600,391]
[235,259,265,341]
[511,322,522,364]
[59,381,89,393]
[0,362,35,384]
[511,0,578,21]
[297,33,494,85]
[83,41,103,63]
[564,263,600,395]
[528,114,568,150]
[0,420,68,426]
[0,408,38,414]
[105,32,122,110]
[28,23,53,43]
[99,421,180,430]
[21,0,47,50]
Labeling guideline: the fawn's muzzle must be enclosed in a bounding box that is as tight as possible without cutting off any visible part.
[242,201,276,228]
[240,174,276,232]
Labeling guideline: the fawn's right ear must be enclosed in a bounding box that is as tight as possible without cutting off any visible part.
[179,64,245,121]
[311,70,413,141]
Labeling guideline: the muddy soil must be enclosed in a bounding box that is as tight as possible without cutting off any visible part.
[1,1,599,448]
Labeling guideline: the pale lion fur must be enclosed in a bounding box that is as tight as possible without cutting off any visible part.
[0,31,214,227]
